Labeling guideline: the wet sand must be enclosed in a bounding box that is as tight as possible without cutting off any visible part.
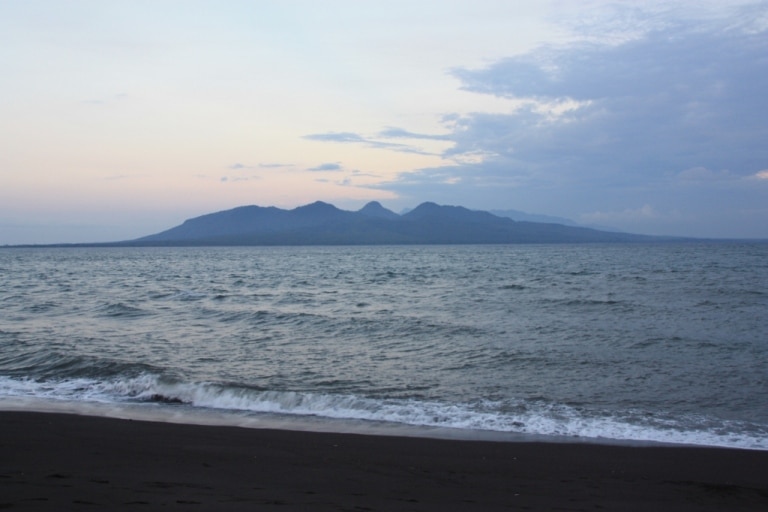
[2,411,767,510]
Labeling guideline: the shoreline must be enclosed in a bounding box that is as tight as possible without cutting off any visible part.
[1,397,751,450]
[2,411,768,511]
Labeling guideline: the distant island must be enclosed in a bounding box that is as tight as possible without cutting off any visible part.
[117,201,677,246]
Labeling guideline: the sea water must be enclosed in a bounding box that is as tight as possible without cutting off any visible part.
[1,244,766,449]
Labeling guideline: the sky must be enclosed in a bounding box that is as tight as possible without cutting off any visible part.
[1,0,767,244]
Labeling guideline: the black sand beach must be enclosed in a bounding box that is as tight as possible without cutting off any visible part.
[2,411,767,511]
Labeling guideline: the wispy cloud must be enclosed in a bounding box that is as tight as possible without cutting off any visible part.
[308,162,343,172]
[303,131,437,156]
[303,132,365,144]
[376,127,451,141]
[220,175,259,183]
[229,162,293,171]
[259,162,293,169]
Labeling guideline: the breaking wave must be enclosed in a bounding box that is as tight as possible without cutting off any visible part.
[1,373,766,451]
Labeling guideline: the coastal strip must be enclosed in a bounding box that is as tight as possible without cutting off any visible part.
[2,411,767,511]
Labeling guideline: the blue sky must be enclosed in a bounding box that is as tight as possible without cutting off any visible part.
[1,0,766,243]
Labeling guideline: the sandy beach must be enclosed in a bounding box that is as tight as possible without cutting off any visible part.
[1,411,767,510]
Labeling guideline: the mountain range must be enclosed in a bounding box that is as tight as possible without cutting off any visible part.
[128,201,670,245]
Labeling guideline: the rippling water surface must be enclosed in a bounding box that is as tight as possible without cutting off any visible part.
[1,244,766,448]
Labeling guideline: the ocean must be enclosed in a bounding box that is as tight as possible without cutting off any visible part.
[1,243,766,449]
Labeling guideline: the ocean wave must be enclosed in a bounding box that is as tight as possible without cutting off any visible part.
[0,349,163,381]
[1,374,766,451]
[96,302,152,318]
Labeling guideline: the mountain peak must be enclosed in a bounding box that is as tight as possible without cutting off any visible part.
[295,200,336,210]
[358,201,400,219]
[404,202,469,219]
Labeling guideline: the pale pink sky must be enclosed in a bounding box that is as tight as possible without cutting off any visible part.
[1,1,766,243]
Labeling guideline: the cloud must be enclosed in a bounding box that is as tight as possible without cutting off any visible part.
[220,176,257,182]
[259,162,293,168]
[229,162,293,171]
[295,6,767,236]
[351,169,383,178]
[303,131,437,155]
[308,162,342,172]
[376,12,767,233]
[304,132,366,144]
[376,127,451,141]
[447,22,768,180]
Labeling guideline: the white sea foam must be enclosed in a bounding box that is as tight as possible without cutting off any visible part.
[1,374,766,450]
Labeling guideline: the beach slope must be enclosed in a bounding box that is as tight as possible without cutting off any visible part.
[2,411,767,510]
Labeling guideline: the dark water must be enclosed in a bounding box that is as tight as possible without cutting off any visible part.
[1,244,766,449]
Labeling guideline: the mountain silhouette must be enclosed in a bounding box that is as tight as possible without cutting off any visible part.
[358,201,400,220]
[130,201,666,245]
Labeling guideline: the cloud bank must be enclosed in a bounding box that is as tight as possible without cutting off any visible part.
[321,8,768,237]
